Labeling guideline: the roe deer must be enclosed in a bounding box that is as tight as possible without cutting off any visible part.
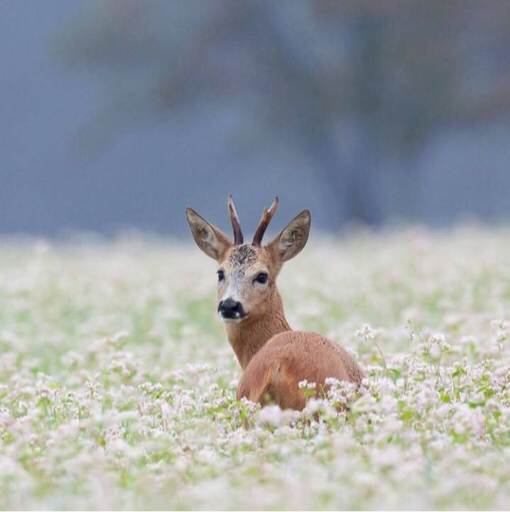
[186,196,363,410]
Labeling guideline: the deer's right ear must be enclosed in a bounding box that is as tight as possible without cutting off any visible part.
[186,208,232,261]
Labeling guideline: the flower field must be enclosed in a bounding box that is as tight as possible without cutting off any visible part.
[0,226,510,510]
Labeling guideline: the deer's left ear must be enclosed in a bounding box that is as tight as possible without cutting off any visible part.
[268,210,311,263]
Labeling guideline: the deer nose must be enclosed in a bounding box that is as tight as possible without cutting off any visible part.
[218,298,245,320]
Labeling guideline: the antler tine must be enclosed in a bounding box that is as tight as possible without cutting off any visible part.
[227,194,244,245]
[252,197,279,247]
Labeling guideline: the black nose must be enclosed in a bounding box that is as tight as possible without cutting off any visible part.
[218,298,245,319]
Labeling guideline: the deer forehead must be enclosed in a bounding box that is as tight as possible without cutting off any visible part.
[221,245,272,275]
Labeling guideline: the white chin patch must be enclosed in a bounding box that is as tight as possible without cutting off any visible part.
[219,313,245,324]
[221,318,242,324]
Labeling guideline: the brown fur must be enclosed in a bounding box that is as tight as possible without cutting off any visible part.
[186,200,364,411]
[225,286,290,369]
[237,330,364,410]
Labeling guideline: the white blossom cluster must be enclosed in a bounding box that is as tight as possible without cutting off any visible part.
[0,227,509,509]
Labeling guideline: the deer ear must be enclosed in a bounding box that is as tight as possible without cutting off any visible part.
[186,208,232,261]
[268,210,311,263]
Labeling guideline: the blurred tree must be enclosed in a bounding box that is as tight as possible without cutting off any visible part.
[58,0,510,226]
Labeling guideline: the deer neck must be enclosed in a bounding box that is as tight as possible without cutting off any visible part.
[225,287,291,370]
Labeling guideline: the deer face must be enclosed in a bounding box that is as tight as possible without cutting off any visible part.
[186,196,311,324]
[216,244,273,322]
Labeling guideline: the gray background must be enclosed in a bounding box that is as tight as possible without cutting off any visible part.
[2,0,510,236]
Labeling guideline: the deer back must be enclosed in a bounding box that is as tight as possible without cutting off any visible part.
[237,330,364,410]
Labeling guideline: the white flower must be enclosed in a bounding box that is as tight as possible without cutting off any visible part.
[356,324,375,341]
[258,405,283,427]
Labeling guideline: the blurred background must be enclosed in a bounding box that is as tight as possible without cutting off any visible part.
[1,0,510,237]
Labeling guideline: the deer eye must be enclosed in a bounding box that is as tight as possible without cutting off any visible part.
[254,272,268,285]
[217,270,225,282]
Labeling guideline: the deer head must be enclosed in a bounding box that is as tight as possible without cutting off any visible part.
[186,195,311,325]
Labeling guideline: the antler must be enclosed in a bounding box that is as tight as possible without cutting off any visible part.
[228,194,244,245]
[252,197,279,247]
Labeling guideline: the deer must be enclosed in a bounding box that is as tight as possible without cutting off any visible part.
[186,195,364,411]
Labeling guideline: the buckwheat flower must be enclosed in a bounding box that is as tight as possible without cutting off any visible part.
[356,324,374,341]
[371,446,401,470]
[453,422,466,436]
[107,360,126,374]
[111,330,130,343]
[160,401,172,421]
[298,380,308,389]
[171,370,185,381]
[496,331,507,342]
[379,395,398,414]
[471,391,485,405]
[37,386,52,400]
[429,343,442,359]
[139,382,163,395]
[304,398,323,415]
[258,404,283,427]
[490,319,509,331]
[351,393,377,413]
[382,418,404,436]
[395,378,406,388]
[0,455,27,480]
[174,456,189,473]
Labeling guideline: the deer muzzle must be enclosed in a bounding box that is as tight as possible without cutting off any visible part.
[218,298,246,322]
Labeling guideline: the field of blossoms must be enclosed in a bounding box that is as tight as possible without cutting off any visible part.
[1,226,510,510]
